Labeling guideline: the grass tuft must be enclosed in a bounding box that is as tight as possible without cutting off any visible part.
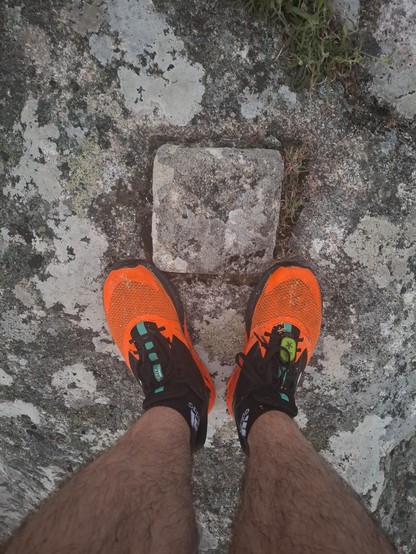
[279,144,308,232]
[239,0,363,89]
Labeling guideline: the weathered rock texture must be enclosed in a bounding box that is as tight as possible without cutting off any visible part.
[0,0,415,552]
[369,0,416,120]
[152,145,283,274]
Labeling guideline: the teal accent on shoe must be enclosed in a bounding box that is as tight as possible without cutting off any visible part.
[155,386,165,393]
[149,352,158,362]
[145,341,154,350]
[280,393,289,402]
[284,323,292,333]
[136,322,148,336]
[281,371,287,386]
[153,363,163,382]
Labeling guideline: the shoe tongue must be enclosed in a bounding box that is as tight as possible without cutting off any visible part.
[131,321,159,339]
[130,321,172,380]
[279,336,297,362]
[266,323,300,363]
[262,324,308,379]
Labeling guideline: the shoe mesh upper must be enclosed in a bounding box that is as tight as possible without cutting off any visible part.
[252,277,321,350]
[107,281,178,353]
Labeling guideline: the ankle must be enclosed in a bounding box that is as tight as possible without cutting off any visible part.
[132,406,191,450]
[247,410,296,452]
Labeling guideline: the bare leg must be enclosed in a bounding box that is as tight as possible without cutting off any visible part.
[230,411,396,554]
[5,407,197,554]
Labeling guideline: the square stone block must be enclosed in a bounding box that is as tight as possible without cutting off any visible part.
[152,145,283,274]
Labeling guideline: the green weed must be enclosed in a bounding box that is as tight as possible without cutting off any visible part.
[279,144,308,232]
[239,0,363,89]
[273,143,309,259]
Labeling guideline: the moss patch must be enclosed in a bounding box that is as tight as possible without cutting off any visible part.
[67,138,103,216]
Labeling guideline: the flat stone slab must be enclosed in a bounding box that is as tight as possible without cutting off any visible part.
[152,145,283,274]
[369,0,416,120]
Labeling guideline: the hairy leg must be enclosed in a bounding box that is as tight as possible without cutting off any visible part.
[5,407,196,554]
[230,411,396,554]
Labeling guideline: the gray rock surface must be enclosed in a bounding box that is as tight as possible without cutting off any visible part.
[332,0,360,28]
[377,431,416,554]
[369,0,416,119]
[152,145,283,274]
[0,0,415,552]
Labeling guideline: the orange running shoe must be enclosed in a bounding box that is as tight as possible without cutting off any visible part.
[226,262,322,453]
[103,260,215,451]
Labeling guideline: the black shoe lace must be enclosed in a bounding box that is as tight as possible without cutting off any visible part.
[235,326,305,395]
[129,324,179,392]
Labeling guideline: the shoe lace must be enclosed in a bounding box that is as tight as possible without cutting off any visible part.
[235,325,305,394]
[129,324,179,391]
